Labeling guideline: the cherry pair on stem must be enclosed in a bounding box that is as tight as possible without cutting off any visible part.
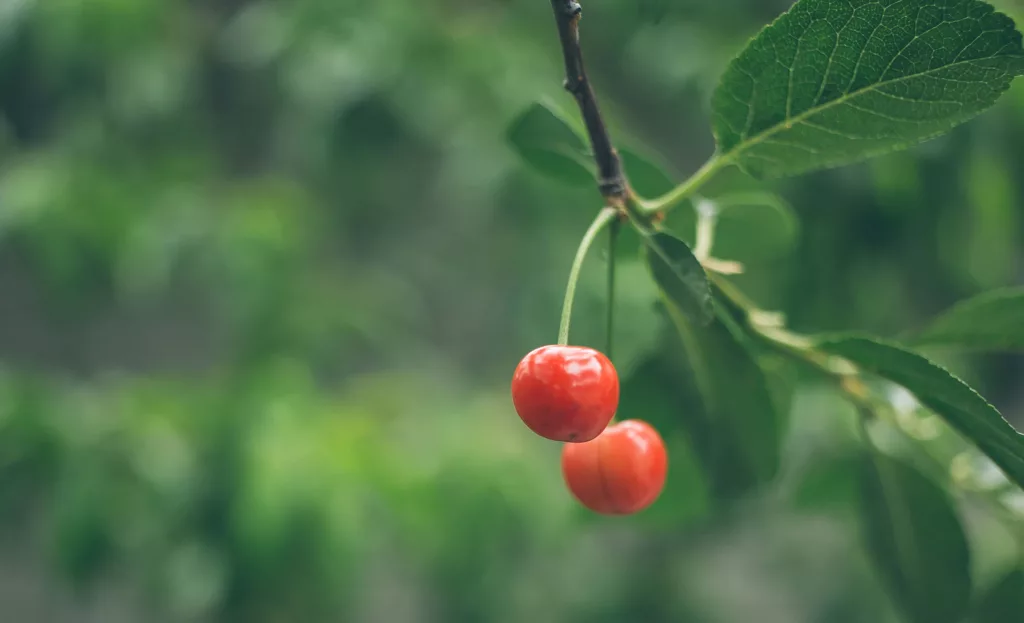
[512,345,667,515]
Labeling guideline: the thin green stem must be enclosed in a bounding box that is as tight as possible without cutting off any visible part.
[711,273,835,370]
[641,154,728,215]
[558,207,617,346]
[605,219,620,359]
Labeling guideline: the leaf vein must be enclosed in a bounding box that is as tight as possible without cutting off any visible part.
[724,55,1015,163]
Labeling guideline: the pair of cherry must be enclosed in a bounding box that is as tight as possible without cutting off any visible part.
[511,345,667,515]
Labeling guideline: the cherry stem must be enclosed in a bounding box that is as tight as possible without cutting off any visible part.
[558,207,617,346]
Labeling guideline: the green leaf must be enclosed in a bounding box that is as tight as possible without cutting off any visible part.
[642,231,714,325]
[911,287,1024,351]
[617,354,711,524]
[712,0,1024,179]
[858,453,972,623]
[712,192,801,260]
[657,304,783,498]
[507,101,595,187]
[761,353,800,420]
[973,567,1024,622]
[619,148,677,199]
[818,336,1024,490]
[792,455,860,513]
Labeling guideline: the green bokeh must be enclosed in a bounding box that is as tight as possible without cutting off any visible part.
[0,1,1022,622]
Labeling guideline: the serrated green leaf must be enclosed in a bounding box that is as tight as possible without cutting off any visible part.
[818,336,1024,490]
[712,0,1024,179]
[911,287,1024,351]
[659,304,783,498]
[642,232,714,325]
[859,453,971,623]
[973,567,1024,622]
[619,148,677,199]
[507,101,595,187]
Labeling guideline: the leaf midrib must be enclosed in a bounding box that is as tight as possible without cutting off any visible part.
[720,54,1024,164]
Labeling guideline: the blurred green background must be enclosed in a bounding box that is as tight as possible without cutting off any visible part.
[1,0,1023,621]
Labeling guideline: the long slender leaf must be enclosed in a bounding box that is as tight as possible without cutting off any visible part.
[642,231,714,325]
[859,453,972,623]
[911,287,1024,351]
[658,304,783,497]
[507,101,595,187]
[819,336,1024,490]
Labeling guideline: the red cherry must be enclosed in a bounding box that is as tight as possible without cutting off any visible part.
[511,345,619,442]
[561,419,667,515]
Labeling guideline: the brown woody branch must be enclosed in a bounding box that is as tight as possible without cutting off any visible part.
[549,0,627,201]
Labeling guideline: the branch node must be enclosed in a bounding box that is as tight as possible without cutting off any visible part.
[599,177,626,197]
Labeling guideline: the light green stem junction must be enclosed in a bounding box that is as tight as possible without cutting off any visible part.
[641,154,729,215]
[558,207,617,346]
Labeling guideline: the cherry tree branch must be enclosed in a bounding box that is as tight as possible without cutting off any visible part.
[549,0,627,200]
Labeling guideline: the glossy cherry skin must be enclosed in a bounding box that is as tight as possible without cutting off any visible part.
[511,345,619,442]
[561,419,667,515]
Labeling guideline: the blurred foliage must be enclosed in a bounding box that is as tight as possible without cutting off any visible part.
[0,0,1023,622]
